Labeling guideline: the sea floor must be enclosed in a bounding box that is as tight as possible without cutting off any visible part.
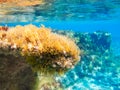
[55,40,120,90]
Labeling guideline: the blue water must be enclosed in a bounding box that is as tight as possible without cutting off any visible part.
[1,20,120,40]
[0,0,120,22]
[0,0,120,90]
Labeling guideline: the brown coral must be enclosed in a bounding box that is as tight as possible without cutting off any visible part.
[0,24,80,75]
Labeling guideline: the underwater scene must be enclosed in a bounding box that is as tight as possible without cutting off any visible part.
[0,0,120,90]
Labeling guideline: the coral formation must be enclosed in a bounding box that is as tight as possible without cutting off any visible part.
[54,30,111,78]
[0,28,112,90]
[0,24,80,75]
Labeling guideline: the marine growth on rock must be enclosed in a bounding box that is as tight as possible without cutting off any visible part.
[0,24,80,75]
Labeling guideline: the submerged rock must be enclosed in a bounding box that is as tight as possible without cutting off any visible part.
[0,54,36,90]
[0,25,113,90]
[54,30,111,54]
[0,25,80,90]
[54,29,116,90]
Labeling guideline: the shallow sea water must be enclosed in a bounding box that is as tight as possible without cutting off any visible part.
[0,0,120,22]
[0,0,120,90]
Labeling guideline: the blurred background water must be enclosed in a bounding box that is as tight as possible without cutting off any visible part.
[0,0,120,22]
[0,0,120,90]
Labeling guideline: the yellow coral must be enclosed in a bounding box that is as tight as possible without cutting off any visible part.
[0,24,80,75]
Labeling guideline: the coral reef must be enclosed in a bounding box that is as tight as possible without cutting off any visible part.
[54,30,111,75]
[53,30,114,89]
[54,30,111,53]
[0,25,80,75]
[0,27,113,90]
[54,30,119,90]
[0,24,80,90]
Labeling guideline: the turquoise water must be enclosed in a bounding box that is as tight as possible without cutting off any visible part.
[0,0,120,22]
[0,0,120,90]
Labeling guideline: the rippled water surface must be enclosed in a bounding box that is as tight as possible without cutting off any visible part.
[0,0,120,22]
